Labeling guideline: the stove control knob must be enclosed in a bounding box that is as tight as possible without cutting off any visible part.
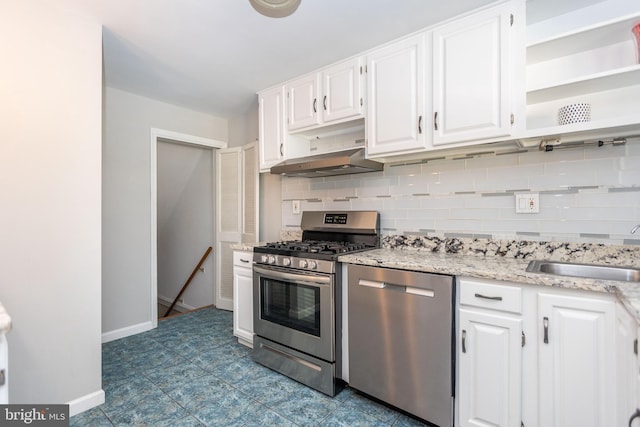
[308,260,317,270]
[282,258,291,266]
[268,256,276,264]
[299,260,308,268]
[261,255,268,263]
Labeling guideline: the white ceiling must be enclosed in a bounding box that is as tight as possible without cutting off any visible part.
[58,0,599,119]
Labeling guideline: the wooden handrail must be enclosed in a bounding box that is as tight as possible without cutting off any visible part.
[164,246,213,317]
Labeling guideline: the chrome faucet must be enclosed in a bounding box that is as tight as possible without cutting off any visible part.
[632,224,640,234]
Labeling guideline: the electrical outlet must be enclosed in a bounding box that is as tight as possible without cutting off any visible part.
[515,193,539,213]
[292,200,300,214]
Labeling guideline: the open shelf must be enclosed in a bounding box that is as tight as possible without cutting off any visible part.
[528,14,640,62]
[524,1,640,142]
[527,65,640,104]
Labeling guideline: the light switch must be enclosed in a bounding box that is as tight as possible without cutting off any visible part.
[292,200,301,214]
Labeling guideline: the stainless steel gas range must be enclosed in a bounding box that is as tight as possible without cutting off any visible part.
[252,210,379,396]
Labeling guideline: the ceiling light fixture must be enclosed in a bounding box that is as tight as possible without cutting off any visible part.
[249,0,301,18]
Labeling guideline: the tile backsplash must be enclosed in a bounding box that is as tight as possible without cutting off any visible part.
[280,137,640,245]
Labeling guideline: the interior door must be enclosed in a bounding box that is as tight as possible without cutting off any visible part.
[216,147,241,311]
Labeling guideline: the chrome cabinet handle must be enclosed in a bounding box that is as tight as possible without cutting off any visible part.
[543,317,549,344]
[240,259,250,263]
[313,98,317,113]
[323,95,327,111]
[462,330,467,353]
[474,293,503,301]
[418,115,423,134]
[279,144,283,157]
[434,111,438,131]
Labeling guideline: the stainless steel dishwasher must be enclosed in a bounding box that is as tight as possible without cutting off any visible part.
[348,264,455,426]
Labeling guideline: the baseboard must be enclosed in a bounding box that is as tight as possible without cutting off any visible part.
[157,295,196,312]
[68,389,105,417]
[101,321,154,343]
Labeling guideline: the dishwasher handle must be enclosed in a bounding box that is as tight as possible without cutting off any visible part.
[357,279,435,298]
[358,279,386,289]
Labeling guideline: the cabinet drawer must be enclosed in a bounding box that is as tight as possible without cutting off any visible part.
[459,278,522,314]
[233,251,253,267]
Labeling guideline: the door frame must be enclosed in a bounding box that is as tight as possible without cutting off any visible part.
[150,128,226,328]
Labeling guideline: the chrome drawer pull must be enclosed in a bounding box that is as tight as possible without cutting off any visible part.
[461,330,467,353]
[474,293,503,301]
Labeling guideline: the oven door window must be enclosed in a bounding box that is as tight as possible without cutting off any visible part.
[260,277,321,337]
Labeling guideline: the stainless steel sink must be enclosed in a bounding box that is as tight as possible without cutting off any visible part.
[526,260,640,283]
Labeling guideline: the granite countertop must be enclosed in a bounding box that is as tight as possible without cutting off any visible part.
[0,301,11,334]
[339,246,640,322]
[231,242,264,252]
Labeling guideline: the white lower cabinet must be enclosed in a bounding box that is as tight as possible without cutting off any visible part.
[458,278,523,427]
[232,250,254,347]
[616,302,639,427]
[538,292,616,427]
[457,277,626,427]
[458,308,522,427]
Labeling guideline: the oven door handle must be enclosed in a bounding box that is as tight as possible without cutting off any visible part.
[253,265,332,285]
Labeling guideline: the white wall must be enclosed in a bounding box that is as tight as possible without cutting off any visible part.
[157,141,214,311]
[280,140,640,245]
[228,102,258,148]
[0,0,103,412]
[103,87,227,336]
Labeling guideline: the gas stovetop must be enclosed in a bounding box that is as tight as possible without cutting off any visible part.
[253,211,380,272]
[254,240,375,258]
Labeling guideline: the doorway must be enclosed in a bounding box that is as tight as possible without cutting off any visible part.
[157,139,213,318]
[150,128,226,327]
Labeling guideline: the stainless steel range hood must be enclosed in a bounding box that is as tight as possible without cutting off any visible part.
[270,148,383,178]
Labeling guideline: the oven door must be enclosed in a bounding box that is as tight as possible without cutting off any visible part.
[253,264,334,362]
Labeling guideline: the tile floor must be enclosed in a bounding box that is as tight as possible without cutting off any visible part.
[70,307,429,426]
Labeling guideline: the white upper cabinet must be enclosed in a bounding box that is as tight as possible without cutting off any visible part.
[287,73,321,131]
[366,33,430,157]
[322,57,364,124]
[258,86,285,171]
[287,57,365,133]
[258,85,310,172]
[432,1,524,146]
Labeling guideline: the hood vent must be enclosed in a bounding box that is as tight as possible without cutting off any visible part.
[270,148,383,178]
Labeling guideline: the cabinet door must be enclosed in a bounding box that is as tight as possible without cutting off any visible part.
[432,4,513,145]
[617,303,639,427]
[216,148,242,311]
[287,73,320,131]
[241,143,258,244]
[322,57,363,124]
[538,292,616,427]
[258,86,285,172]
[366,33,429,157]
[458,308,522,427]
[232,252,254,346]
